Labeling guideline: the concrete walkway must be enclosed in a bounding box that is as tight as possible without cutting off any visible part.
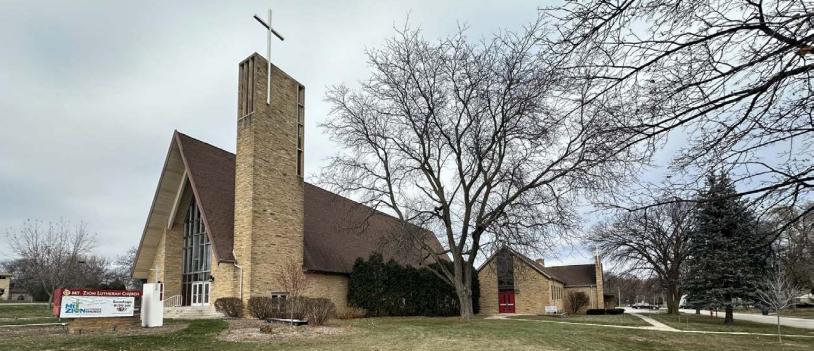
[679,309,814,330]
[627,312,677,331]
[490,313,814,338]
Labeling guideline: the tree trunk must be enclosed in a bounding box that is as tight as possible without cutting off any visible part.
[695,308,700,314]
[46,292,53,312]
[724,305,734,324]
[458,290,474,321]
[452,258,474,321]
[665,286,679,315]
[454,269,474,321]
[777,315,782,344]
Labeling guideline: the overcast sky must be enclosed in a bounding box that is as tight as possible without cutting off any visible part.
[0,0,648,266]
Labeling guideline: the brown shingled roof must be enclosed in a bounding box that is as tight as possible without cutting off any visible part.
[303,184,442,273]
[175,132,236,262]
[478,247,599,287]
[169,132,442,274]
[543,264,598,286]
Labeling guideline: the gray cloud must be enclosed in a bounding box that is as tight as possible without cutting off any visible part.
[0,0,655,267]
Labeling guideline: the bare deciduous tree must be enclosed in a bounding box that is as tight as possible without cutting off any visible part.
[321,20,650,320]
[541,0,814,236]
[274,260,310,324]
[5,219,96,309]
[567,291,591,314]
[589,200,694,314]
[755,268,802,343]
[770,204,814,291]
[113,246,143,290]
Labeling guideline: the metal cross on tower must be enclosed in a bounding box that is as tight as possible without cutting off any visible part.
[254,10,285,105]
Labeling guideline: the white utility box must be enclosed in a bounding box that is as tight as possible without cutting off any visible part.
[141,283,164,327]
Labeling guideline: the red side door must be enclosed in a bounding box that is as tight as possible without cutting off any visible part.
[499,292,516,313]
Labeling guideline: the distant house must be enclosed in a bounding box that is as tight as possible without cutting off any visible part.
[798,293,814,304]
[0,272,33,302]
[0,271,10,301]
[478,247,606,314]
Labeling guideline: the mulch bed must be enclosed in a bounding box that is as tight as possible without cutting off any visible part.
[218,319,353,343]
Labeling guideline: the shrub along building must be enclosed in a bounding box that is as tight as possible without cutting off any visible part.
[478,247,608,314]
[130,53,442,315]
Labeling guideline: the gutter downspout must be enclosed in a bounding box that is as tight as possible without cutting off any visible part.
[231,251,243,301]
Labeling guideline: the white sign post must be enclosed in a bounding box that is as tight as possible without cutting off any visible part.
[141,283,164,327]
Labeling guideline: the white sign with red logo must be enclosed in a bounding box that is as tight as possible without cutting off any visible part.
[59,289,137,318]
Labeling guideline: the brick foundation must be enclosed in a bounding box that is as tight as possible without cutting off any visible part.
[67,316,141,334]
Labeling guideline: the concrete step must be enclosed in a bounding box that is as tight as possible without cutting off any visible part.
[163,306,225,319]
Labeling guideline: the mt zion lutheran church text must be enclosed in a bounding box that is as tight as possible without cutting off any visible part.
[130,53,443,313]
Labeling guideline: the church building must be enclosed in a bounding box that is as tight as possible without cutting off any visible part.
[478,247,608,314]
[130,53,440,314]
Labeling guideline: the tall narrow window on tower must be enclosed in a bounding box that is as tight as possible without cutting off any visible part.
[238,56,256,130]
[297,85,304,177]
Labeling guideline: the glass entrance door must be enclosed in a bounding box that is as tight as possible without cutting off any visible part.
[191,282,210,306]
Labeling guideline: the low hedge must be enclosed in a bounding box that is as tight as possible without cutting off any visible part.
[301,297,336,326]
[247,297,288,320]
[246,296,336,325]
[586,308,624,315]
[214,297,243,318]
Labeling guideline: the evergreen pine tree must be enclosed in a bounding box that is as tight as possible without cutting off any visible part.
[682,172,771,324]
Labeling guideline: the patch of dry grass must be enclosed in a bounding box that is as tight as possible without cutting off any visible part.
[0,316,813,350]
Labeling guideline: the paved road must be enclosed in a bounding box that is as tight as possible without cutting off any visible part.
[677,308,814,330]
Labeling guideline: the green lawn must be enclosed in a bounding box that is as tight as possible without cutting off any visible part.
[779,310,814,319]
[506,313,650,327]
[1,317,814,350]
[736,308,814,320]
[0,304,53,319]
[649,312,814,335]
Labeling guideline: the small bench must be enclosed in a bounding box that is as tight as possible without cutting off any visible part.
[265,318,308,326]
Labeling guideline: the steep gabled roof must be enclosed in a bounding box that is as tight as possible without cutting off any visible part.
[175,132,236,262]
[303,184,443,274]
[543,264,599,286]
[477,247,599,287]
[132,131,237,279]
[133,132,445,279]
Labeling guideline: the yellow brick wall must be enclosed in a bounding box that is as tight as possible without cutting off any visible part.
[233,54,305,308]
[304,272,350,314]
[549,280,566,312]
[147,229,166,284]
[210,250,237,302]
[147,189,188,299]
[513,258,548,314]
[163,225,183,297]
[68,317,140,334]
[478,262,499,315]
[595,258,605,308]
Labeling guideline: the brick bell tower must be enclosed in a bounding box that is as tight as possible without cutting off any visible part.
[233,53,305,305]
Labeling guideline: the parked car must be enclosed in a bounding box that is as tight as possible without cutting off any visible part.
[796,302,814,308]
[631,303,660,310]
